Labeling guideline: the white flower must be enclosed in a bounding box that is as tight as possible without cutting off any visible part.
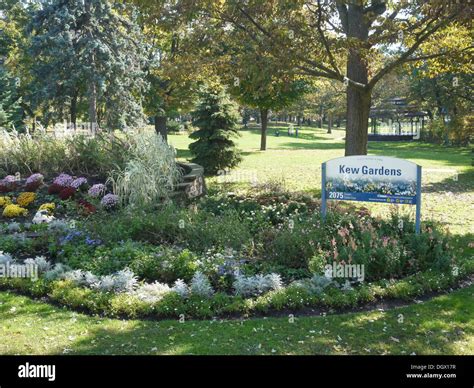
[33,210,55,224]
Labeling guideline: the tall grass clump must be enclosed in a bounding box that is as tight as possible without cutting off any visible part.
[0,130,133,179]
[108,132,182,207]
[0,130,67,176]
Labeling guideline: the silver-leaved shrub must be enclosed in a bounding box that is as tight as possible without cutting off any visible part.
[233,273,283,297]
[189,271,214,297]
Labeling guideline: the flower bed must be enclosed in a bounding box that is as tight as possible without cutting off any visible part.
[0,172,117,224]
[0,188,471,320]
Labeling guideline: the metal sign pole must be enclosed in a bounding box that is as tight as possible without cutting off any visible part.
[415,165,422,234]
[321,162,327,221]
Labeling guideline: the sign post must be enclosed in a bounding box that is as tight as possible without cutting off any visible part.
[321,156,422,234]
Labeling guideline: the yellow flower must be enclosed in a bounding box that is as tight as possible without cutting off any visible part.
[2,204,28,218]
[17,192,36,207]
[0,196,12,208]
[39,202,55,215]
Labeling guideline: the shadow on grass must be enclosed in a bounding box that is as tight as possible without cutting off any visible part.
[65,285,474,355]
[369,142,472,167]
[277,141,344,150]
[423,169,474,194]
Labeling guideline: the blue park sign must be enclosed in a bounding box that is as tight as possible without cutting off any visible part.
[321,156,422,233]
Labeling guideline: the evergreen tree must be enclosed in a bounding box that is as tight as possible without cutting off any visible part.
[27,0,147,130]
[0,65,22,130]
[189,87,242,175]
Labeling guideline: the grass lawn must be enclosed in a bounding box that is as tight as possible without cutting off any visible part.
[1,123,472,356]
[169,123,474,235]
[0,285,472,355]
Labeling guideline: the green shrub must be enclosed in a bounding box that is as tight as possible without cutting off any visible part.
[189,87,242,175]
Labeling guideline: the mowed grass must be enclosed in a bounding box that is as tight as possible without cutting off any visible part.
[169,123,474,235]
[0,286,472,355]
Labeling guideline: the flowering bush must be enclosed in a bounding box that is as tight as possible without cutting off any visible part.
[38,202,55,214]
[16,192,36,207]
[88,184,106,198]
[53,173,74,187]
[77,199,96,214]
[25,173,44,191]
[2,204,28,218]
[59,187,76,200]
[0,196,11,207]
[33,210,55,224]
[101,194,119,209]
[48,183,63,195]
[0,175,16,193]
[71,177,88,190]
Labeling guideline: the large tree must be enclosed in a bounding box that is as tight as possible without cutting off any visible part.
[27,0,148,130]
[227,53,307,150]
[147,0,472,155]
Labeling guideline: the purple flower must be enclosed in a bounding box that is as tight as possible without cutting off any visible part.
[2,175,16,185]
[71,177,88,189]
[88,184,106,198]
[53,173,74,187]
[26,173,44,185]
[101,194,119,209]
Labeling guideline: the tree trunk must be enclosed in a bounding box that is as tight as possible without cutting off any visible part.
[260,108,268,151]
[154,115,168,142]
[327,112,333,134]
[70,93,77,129]
[344,5,371,156]
[88,82,97,133]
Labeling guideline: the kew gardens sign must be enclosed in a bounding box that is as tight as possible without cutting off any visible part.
[321,156,422,233]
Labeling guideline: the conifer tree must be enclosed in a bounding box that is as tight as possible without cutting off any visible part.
[189,87,242,175]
